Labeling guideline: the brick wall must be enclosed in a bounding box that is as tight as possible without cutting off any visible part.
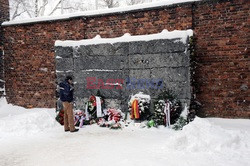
[0,0,9,22]
[84,4,192,38]
[3,3,192,108]
[0,0,9,96]
[3,19,85,107]
[2,0,249,118]
[193,0,249,118]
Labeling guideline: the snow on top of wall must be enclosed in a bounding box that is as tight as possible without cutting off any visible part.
[55,29,193,47]
[2,0,200,26]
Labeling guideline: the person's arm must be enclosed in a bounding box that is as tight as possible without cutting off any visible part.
[59,83,63,100]
[69,84,74,91]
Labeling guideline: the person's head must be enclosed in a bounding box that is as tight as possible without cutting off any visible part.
[65,76,73,84]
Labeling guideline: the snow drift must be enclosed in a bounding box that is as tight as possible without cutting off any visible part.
[0,98,59,138]
[0,97,249,166]
[166,117,249,152]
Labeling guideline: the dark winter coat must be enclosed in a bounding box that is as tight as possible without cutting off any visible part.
[59,81,74,102]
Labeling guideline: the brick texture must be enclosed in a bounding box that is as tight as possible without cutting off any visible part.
[3,19,85,107]
[193,0,249,118]
[2,0,250,118]
[0,0,9,96]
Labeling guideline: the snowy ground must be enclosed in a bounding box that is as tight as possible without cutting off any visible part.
[0,98,249,166]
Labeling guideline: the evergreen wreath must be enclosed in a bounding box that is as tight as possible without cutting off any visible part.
[152,90,182,126]
[86,90,106,121]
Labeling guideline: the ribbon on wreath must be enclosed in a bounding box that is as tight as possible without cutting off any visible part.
[164,101,171,127]
[96,96,102,118]
[130,99,140,119]
[85,95,103,120]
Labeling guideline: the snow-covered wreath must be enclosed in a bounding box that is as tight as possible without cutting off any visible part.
[128,92,151,121]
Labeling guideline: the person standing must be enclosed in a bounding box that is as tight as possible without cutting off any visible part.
[59,76,79,132]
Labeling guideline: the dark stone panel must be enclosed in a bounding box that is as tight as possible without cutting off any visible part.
[113,42,129,56]
[129,41,149,55]
[147,39,186,54]
[129,52,189,69]
[56,38,191,109]
[55,71,74,83]
[129,39,186,55]
[74,70,125,84]
[151,67,189,82]
[87,43,116,56]
[55,46,73,58]
[56,58,74,71]
[74,45,92,57]
[74,55,128,71]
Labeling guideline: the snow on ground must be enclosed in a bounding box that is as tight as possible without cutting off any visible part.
[0,97,249,166]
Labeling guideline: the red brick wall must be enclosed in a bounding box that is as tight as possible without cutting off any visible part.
[193,0,250,118]
[2,0,250,118]
[3,19,85,107]
[85,5,192,38]
[3,3,192,108]
[0,0,9,96]
[0,0,9,21]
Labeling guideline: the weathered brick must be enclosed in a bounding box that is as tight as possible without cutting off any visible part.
[0,0,9,97]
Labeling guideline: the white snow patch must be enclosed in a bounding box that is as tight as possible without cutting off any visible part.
[0,97,249,166]
[130,92,151,102]
[0,98,59,138]
[3,0,201,26]
[56,70,73,73]
[55,56,62,59]
[180,104,188,118]
[166,117,250,152]
[104,83,122,86]
[39,68,48,72]
[56,29,193,47]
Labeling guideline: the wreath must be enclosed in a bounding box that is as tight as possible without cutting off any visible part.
[128,92,151,121]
